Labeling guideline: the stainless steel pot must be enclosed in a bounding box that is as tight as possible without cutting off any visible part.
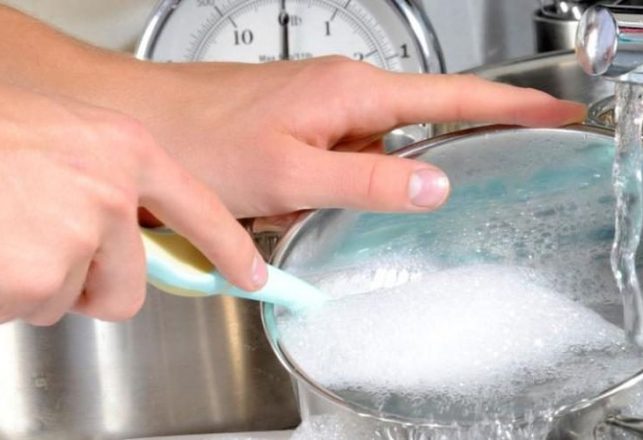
[0,292,299,439]
[263,125,643,439]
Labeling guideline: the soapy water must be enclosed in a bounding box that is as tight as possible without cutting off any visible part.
[283,266,624,396]
[278,264,643,438]
[272,120,643,438]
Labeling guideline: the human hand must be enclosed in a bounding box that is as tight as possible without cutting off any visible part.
[0,8,586,220]
[102,57,586,219]
[0,84,264,326]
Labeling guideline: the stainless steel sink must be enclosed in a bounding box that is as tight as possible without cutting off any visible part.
[473,50,612,103]
[436,51,613,134]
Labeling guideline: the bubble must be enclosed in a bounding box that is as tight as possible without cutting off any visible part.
[277,264,643,425]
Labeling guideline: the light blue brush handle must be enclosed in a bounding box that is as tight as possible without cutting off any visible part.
[141,228,327,311]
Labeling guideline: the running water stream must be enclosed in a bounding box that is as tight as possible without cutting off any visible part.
[612,82,643,347]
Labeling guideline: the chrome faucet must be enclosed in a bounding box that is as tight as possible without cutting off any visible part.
[576,4,643,82]
[549,0,599,20]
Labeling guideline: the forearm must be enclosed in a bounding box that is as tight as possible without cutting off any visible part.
[0,5,155,112]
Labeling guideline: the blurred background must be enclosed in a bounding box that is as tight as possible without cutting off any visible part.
[1,0,539,71]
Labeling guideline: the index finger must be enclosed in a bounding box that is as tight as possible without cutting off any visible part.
[373,72,586,128]
[137,146,266,291]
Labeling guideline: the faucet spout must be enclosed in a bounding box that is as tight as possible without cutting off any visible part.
[577,5,643,82]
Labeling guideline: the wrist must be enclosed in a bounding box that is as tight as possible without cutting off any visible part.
[0,6,163,116]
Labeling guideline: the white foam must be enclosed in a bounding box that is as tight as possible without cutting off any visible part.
[278,264,638,417]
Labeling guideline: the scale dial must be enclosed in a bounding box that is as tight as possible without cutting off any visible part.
[137,0,443,148]
[137,0,443,74]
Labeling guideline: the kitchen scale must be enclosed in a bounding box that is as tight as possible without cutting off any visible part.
[136,0,445,145]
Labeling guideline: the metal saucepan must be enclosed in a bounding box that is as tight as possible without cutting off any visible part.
[262,124,643,439]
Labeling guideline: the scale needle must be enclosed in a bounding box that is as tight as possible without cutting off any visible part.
[279,0,290,60]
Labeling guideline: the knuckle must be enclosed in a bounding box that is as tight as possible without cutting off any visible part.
[317,54,353,66]
[24,271,64,303]
[117,301,144,321]
[105,293,145,322]
[358,157,402,208]
[60,219,100,256]
[81,292,145,322]
[101,114,156,161]
[108,114,147,141]
[1,254,66,310]
[309,56,376,86]
[96,184,135,219]
[74,235,99,259]
[68,112,156,173]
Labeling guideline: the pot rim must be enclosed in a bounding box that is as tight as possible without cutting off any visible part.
[260,123,637,428]
[587,95,616,130]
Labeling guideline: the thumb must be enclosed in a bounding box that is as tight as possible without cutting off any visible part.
[289,146,451,212]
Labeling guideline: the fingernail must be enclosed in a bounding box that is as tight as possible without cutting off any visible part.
[562,100,588,124]
[408,168,450,208]
[251,253,268,288]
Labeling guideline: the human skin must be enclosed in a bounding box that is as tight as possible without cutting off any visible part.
[0,6,586,323]
[0,6,586,218]
[0,83,264,326]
